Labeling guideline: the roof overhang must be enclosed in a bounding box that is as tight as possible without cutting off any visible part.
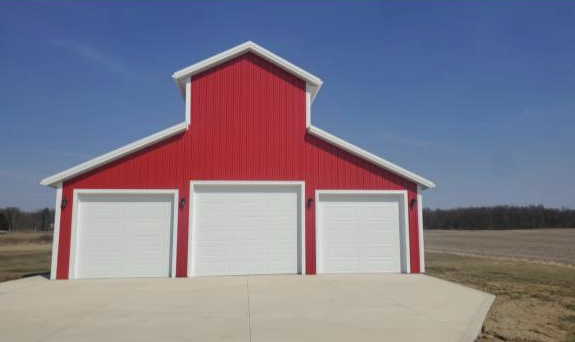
[172,41,323,103]
[307,125,436,190]
[40,122,188,188]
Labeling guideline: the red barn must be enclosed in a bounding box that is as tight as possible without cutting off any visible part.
[41,42,435,280]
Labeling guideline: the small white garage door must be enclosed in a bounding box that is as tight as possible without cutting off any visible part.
[317,192,407,274]
[191,184,302,276]
[73,193,175,279]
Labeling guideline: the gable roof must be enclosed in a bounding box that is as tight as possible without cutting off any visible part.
[41,41,435,190]
[172,41,323,103]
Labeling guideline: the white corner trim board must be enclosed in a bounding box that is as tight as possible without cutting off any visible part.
[188,181,306,277]
[49,183,63,279]
[68,189,179,280]
[417,185,425,272]
[305,84,312,128]
[40,122,188,188]
[307,125,435,189]
[172,41,323,103]
[185,77,192,126]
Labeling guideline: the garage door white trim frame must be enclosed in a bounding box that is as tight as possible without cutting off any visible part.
[315,190,411,274]
[188,180,306,277]
[68,189,179,280]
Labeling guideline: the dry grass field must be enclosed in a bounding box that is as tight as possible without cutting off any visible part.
[426,229,575,342]
[0,232,52,282]
[425,229,575,266]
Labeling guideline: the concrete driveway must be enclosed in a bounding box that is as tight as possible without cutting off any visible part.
[0,274,493,342]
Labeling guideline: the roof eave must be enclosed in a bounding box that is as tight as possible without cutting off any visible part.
[307,125,435,190]
[40,122,188,188]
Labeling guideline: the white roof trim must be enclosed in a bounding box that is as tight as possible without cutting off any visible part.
[172,41,323,103]
[307,125,436,189]
[40,122,188,187]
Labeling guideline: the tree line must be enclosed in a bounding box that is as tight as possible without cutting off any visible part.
[424,205,575,230]
[0,207,55,232]
[1,205,574,232]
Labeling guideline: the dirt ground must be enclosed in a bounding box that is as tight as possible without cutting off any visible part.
[426,231,575,342]
[425,229,575,266]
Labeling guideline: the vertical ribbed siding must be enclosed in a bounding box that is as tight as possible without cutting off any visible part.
[56,52,420,279]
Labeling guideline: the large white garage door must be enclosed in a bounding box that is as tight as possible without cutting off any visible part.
[317,192,406,274]
[191,184,301,276]
[74,193,175,279]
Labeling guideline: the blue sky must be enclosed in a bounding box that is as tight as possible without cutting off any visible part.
[1,1,575,210]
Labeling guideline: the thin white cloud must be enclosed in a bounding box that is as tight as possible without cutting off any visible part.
[376,131,431,148]
[48,38,138,78]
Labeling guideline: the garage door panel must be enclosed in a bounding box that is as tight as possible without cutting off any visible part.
[75,194,174,279]
[363,245,396,257]
[327,247,359,258]
[83,250,124,262]
[362,231,395,243]
[196,216,233,227]
[234,216,266,228]
[266,216,296,228]
[197,245,230,258]
[267,243,295,255]
[266,230,294,241]
[232,245,266,258]
[84,234,123,246]
[129,237,167,249]
[235,199,266,212]
[230,261,265,274]
[192,185,300,276]
[267,261,296,273]
[197,230,233,242]
[195,263,229,275]
[326,231,359,244]
[266,197,296,211]
[234,230,266,241]
[362,259,397,273]
[323,203,356,211]
[325,260,361,273]
[318,193,404,274]
[196,255,229,265]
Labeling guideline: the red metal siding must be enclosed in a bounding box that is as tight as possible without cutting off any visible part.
[56,53,420,279]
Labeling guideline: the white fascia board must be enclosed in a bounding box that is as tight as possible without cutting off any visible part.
[172,41,323,103]
[307,125,436,189]
[40,122,188,188]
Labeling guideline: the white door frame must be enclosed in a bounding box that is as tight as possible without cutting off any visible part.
[315,190,411,274]
[188,181,306,277]
[69,189,179,280]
